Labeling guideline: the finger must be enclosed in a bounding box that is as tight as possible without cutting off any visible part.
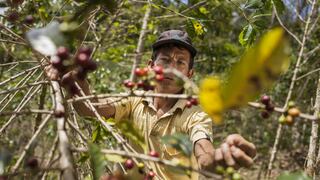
[214,148,224,164]
[225,134,256,158]
[230,145,254,168]
[221,143,237,167]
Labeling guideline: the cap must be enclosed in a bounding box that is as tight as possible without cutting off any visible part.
[152,30,197,57]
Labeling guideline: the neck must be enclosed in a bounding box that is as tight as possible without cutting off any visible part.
[153,88,183,110]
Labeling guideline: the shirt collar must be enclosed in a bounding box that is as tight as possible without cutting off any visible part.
[141,91,187,113]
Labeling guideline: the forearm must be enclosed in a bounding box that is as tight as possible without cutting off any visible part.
[194,139,215,171]
[67,78,115,118]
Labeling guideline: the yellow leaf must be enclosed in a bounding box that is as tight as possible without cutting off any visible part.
[222,27,290,109]
[199,28,290,124]
[199,77,223,124]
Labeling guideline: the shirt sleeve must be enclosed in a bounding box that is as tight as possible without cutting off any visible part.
[109,96,142,121]
[110,96,132,121]
[187,111,213,145]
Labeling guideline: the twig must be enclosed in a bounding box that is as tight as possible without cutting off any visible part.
[0,85,42,134]
[129,5,151,81]
[306,77,320,176]
[0,109,53,116]
[66,119,88,142]
[0,81,48,95]
[0,68,38,109]
[11,114,52,172]
[73,147,223,179]
[296,67,320,81]
[0,61,38,67]
[155,1,207,19]
[0,39,27,45]
[67,91,195,103]
[267,0,317,178]
[248,102,318,121]
[51,81,76,180]
[41,135,59,180]
[272,0,302,45]
[0,65,41,87]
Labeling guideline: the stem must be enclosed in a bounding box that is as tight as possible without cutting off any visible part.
[129,5,151,82]
[11,115,52,172]
[267,0,317,178]
[52,81,76,180]
[306,76,320,176]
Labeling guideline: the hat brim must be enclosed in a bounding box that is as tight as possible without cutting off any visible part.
[152,39,197,57]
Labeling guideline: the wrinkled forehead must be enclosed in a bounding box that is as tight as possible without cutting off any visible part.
[156,46,191,58]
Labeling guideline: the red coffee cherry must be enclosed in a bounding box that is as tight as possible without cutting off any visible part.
[190,98,198,105]
[24,15,34,24]
[137,80,145,89]
[135,68,148,77]
[260,111,270,119]
[6,10,19,22]
[147,171,156,179]
[56,46,69,60]
[155,74,164,81]
[186,101,193,108]
[26,157,38,169]
[79,46,92,56]
[123,80,135,89]
[76,53,90,66]
[260,95,270,105]
[86,60,98,71]
[153,65,163,74]
[124,159,134,170]
[51,56,63,69]
[148,150,159,158]
[266,103,275,112]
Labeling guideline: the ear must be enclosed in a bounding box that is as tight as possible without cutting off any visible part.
[187,69,194,78]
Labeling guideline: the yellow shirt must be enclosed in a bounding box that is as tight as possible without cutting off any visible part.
[113,94,213,180]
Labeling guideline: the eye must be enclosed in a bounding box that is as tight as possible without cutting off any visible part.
[177,59,186,65]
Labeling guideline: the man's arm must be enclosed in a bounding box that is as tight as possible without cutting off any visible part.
[45,65,115,118]
[194,134,256,171]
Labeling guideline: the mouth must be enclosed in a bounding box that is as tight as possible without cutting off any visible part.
[164,76,174,81]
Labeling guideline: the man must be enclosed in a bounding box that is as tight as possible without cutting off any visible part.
[46,30,256,179]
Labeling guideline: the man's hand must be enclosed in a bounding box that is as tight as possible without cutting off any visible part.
[195,134,256,172]
[215,134,256,169]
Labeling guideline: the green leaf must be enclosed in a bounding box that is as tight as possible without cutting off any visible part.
[161,133,192,157]
[277,172,311,180]
[88,143,105,180]
[186,19,196,38]
[199,7,209,15]
[239,24,257,47]
[273,0,285,14]
[92,126,101,143]
[115,121,146,151]
[78,153,89,163]
[105,154,125,163]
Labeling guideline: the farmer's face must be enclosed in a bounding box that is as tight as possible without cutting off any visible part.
[150,46,193,94]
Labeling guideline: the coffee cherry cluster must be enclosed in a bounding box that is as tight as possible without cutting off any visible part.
[186,97,198,108]
[260,95,275,119]
[278,101,301,125]
[50,46,97,94]
[123,158,156,180]
[123,65,165,91]
[215,166,242,180]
